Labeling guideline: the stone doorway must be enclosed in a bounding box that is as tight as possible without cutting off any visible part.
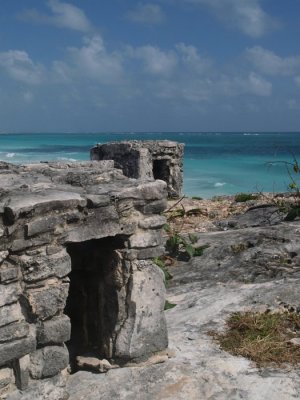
[65,236,127,371]
[152,159,170,184]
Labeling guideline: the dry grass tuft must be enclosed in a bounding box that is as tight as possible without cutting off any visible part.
[211,311,300,367]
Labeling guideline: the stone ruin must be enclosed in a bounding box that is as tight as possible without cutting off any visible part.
[90,140,184,198]
[0,157,171,399]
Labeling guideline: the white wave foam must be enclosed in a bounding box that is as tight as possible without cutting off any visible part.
[6,152,15,158]
[57,157,77,162]
[214,182,226,187]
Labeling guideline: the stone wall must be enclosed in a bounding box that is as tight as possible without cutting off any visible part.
[0,160,168,398]
[90,140,184,198]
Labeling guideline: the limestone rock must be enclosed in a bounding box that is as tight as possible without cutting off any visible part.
[138,215,166,230]
[0,367,13,390]
[129,230,163,249]
[0,321,29,343]
[0,283,21,307]
[6,373,67,400]
[37,315,71,345]
[115,261,168,359]
[0,332,36,367]
[218,204,285,230]
[18,249,71,283]
[3,190,87,224]
[76,356,115,373]
[24,283,69,320]
[0,303,23,327]
[30,346,69,379]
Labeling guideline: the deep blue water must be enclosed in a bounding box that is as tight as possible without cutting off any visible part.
[1,132,300,198]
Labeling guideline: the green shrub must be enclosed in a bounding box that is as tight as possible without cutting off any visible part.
[234,193,258,202]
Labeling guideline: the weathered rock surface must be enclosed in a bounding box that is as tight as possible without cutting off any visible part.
[66,217,300,400]
[0,159,168,397]
[91,140,184,198]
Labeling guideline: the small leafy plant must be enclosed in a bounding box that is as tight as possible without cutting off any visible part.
[234,193,259,202]
[164,223,209,259]
[268,155,300,221]
[164,300,176,310]
[153,256,173,281]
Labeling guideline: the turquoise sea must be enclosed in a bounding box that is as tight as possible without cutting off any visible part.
[1,132,300,199]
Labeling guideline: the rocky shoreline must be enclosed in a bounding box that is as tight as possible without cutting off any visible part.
[1,149,299,399]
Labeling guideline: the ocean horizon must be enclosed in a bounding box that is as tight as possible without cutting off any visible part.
[1,131,300,199]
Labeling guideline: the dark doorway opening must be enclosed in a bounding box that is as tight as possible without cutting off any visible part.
[65,235,127,371]
[153,159,170,184]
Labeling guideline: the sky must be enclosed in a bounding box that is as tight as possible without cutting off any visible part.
[0,0,300,132]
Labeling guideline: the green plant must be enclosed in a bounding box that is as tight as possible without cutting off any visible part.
[164,300,176,310]
[191,196,203,200]
[186,208,203,217]
[153,256,173,281]
[234,193,258,202]
[267,155,300,220]
[163,223,209,259]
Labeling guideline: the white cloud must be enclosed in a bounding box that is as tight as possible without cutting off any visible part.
[127,3,165,24]
[288,99,300,110]
[23,91,34,103]
[181,0,276,37]
[295,76,300,87]
[176,43,212,74]
[0,50,45,84]
[67,36,123,83]
[220,72,272,97]
[244,72,272,96]
[19,0,92,32]
[129,45,178,75]
[246,46,300,76]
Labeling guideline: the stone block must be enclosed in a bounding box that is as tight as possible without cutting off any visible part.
[115,261,168,359]
[13,355,30,390]
[4,191,87,224]
[138,215,166,230]
[0,367,13,390]
[0,251,9,264]
[0,264,19,283]
[30,346,69,379]
[129,230,163,249]
[24,283,69,320]
[0,303,23,327]
[4,372,67,400]
[37,315,71,345]
[25,215,60,237]
[0,283,21,307]
[85,194,110,208]
[9,235,51,252]
[0,332,36,367]
[0,321,29,343]
[65,206,121,243]
[139,199,168,215]
[119,181,167,201]
[18,248,71,283]
[137,246,165,260]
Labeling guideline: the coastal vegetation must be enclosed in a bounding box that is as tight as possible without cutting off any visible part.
[211,311,300,367]
[234,193,259,202]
